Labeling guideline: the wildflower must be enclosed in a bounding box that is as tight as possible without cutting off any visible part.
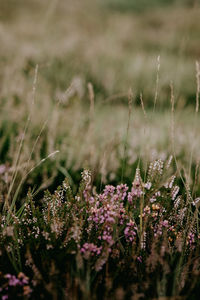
[187,232,195,246]
[144,182,152,190]
[192,197,200,207]
[124,220,137,242]
[128,169,143,203]
[5,274,20,286]
[162,220,169,228]
[150,196,156,203]
[174,196,181,209]
[116,184,128,201]
[103,185,115,196]
[165,175,176,189]
[172,185,179,200]
[81,243,102,260]
[143,205,151,216]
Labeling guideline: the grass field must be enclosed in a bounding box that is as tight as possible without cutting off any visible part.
[0,0,200,299]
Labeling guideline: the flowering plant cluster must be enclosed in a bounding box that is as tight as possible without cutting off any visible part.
[0,272,32,300]
[0,158,200,299]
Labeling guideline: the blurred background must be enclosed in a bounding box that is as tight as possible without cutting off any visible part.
[1,0,200,105]
[0,0,200,200]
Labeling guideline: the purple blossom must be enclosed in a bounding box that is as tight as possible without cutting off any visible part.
[187,232,195,246]
[116,184,128,201]
[124,220,137,242]
[81,243,102,259]
[103,185,115,197]
[5,274,21,287]
[162,220,169,228]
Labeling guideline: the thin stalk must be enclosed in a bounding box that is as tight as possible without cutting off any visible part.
[188,61,200,183]
[6,150,59,223]
[121,88,133,182]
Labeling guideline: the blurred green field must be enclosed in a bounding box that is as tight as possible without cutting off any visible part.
[0,0,200,203]
[0,0,200,105]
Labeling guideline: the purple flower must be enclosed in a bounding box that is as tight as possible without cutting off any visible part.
[81,243,102,259]
[162,220,169,228]
[116,184,128,201]
[124,220,137,242]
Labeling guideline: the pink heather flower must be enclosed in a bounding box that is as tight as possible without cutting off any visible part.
[143,206,151,217]
[81,243,102,260]
[165,175,176,189]
[128,168,143,204]
[192,197,200,207]
[128,192,133,204]
[103,185,115,197]
[131,185,143,198]
[187,232,195,246]
[155,191,161,197]
[150,197,156,203]
[5,274,21,286]
[154,220,169,237]
[116,184,128,201]
[137,256,142,263]
[89,197,95,204]
[144,182,152,190]
[162,220,169,228]
[124,220,137,242]
[172,186,180,200]
[128,187,143,204]
[174,196,181,209]
[128,184,143,205]
[87,186,128,246]
[119,207,126,224]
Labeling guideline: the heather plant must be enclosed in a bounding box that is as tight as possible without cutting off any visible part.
[1,1,200,299]
[1,158,200,299]
[0,272,33,299]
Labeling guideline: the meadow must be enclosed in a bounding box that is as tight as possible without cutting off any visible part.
[0,0,200,299]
